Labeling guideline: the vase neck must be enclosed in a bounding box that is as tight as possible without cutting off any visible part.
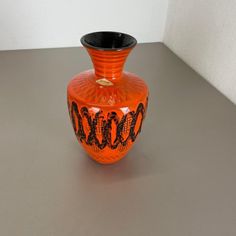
[86,48,132,80]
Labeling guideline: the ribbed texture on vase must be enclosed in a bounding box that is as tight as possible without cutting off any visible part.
[86,48,131,80]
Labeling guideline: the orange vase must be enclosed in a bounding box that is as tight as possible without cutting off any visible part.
[67,31,149,164]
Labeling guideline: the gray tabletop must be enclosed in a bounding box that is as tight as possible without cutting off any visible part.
[0,43,236,236]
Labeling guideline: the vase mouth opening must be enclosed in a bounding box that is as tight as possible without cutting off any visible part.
[80,31,137,51]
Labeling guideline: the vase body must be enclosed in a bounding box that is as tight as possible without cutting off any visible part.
[67,32,149,164]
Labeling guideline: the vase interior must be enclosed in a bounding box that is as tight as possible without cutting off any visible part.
[81,31,137,50]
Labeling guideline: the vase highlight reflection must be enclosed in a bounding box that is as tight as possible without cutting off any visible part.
[67,31,149,164]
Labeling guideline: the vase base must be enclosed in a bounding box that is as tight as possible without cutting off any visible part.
[85,149,129,164]
[89,155,125,165]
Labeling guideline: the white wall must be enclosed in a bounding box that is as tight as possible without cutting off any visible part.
[164,0,236,104]
[0,0,169,51]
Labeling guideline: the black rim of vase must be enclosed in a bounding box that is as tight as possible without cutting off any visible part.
[80,31,137,51]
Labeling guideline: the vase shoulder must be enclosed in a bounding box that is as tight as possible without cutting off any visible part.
[67,69,148,108]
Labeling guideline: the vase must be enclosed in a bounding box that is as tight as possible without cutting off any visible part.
[67,31,149,164]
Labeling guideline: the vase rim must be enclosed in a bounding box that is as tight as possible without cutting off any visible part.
[80,31,137,51]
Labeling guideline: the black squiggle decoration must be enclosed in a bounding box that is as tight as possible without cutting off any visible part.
[68,101,146,150]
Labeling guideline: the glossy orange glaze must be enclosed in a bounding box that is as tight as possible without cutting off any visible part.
[67,44,149,164]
